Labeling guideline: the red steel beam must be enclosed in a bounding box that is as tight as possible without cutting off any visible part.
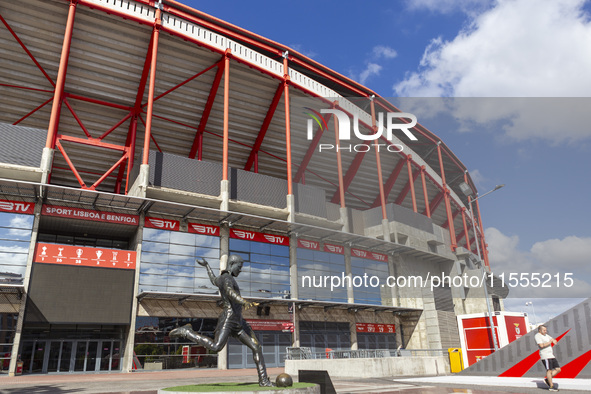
[244,82,284,171]
[283,57,293,196]
[89,153,128,190]
[46,0,78,149]
[65,93,132,111]
[189,59,226,160]
[442,208,461,229]
[56,140,86,188]
[57,134,127,152]
[395,158,419,210]
[139,114,163,153]
[330,148,368,204]
[332,106,346,208]
[0,84,53,94]
[115,33,156,193]
[424,190,444,217]
[99,112,133,140]
[63,98,92,138]
[147,61,220,109]
[293,115,330,183]
[222,50,230,181]
[437,144,457,250]
[13,97,53,126]
[0,13,55,88]
[475,199,490,268]
[373,158,405,207]
[142,9,162,165]
[420,166,431,218]
[370,99,388,220]
[461,208,471,250]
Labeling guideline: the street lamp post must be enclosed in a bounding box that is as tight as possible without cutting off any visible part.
[525,301,538,326]
[461,183,505,352]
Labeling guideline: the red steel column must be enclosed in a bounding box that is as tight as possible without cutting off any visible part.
[437,144,457,250]
[222,50,231,181]
[406,156,417,213]
[283,56,293,196]
[475,200,490,268]
[371,100,387,220]
[333,102,346,208]
[461,208,472,251]
[46,0,78,148]
[420,166,431,218]
[142,9,162,165]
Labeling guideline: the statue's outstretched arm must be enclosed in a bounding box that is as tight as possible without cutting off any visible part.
[197,258,218,287]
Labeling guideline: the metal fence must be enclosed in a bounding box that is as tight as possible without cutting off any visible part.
[285,347,446,360]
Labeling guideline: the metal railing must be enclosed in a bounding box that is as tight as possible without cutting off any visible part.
[286,347,446,360]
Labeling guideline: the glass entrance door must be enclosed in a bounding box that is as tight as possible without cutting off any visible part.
[21,339,121,373]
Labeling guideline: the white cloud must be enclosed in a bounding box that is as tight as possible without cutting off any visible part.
[485,227,591,298]
[359,63,383,84]
[405,0,492,15]
[373,45,398,59]
[467,168,486,188]
[289,44,317,59]
[503,297,585,325]
[531,236,591,272]
[395,0,591,98]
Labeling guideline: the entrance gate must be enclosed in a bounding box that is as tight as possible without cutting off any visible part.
[20,339,121,373]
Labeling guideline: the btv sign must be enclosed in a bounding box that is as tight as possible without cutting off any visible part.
[304,107,418,152]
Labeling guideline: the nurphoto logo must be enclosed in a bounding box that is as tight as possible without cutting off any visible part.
[304,107,418,153]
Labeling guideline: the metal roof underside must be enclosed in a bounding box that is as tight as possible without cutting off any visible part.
[1,0,478,248]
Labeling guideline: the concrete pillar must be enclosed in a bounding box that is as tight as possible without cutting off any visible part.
[217,222,230,368]
[40,147,54,185]
[122,215,145,372]
[349,314,358,350]
[381,218,391,243]
[289,235,299,347]
[393,314,403,348]
[8,200,43,376]
[344,246,354,304]
[339,207,349,233]
[220,179,229,213]
[128,163,149,198]
[286,193,295,223]
[388,255,399,307]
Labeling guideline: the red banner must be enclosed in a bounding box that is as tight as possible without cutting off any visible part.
[230,229,289,246]
[34,243,136,270]
[297,239,321,250]
[246,319,294,332]
[42,205,139,226]
[351,248,388,262]
[323,243,344,254]
[145,217,180,231]
[188,223,220,236]
[0,199,35,214]
[356,323,395,334]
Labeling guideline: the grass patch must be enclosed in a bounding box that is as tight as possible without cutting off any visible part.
[162,382,315,392]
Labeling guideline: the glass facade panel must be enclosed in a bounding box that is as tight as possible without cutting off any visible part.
[139,229,220,294]
[351,257,390,305]
[134,317,217,370]
[0,212,33,286]
[297,250,347,302]
[229,239,290,298]
[0,313,17,374]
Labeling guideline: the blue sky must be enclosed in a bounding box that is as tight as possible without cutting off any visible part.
[184,0,591,324]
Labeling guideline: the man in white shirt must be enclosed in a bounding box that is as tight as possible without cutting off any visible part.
[534,325,561,391]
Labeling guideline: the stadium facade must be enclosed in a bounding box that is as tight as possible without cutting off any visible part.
[0,0,501,375]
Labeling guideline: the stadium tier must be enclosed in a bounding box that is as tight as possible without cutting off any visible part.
[0,0,500,375]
